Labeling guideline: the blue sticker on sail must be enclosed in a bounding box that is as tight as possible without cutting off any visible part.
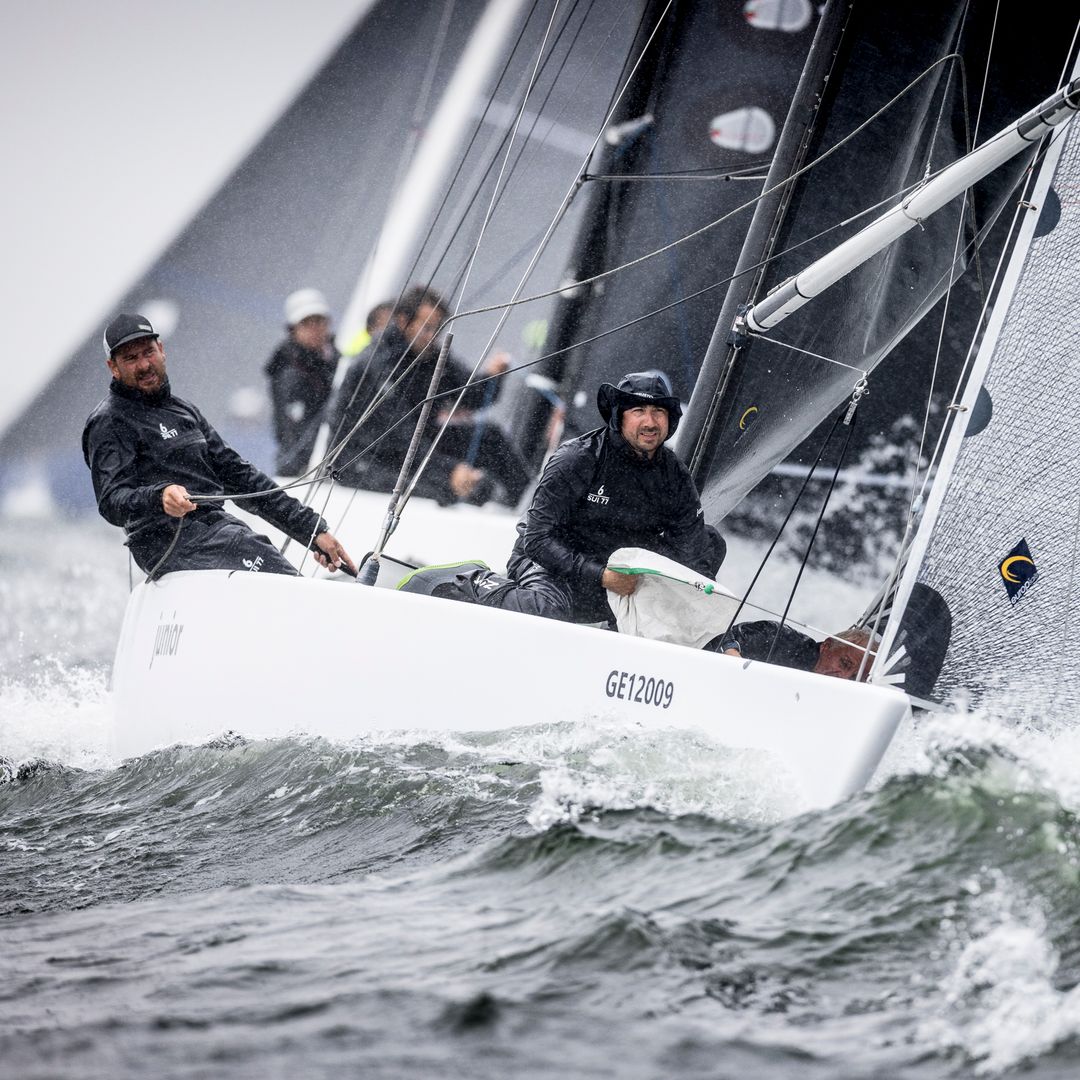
[999,538,1039,605]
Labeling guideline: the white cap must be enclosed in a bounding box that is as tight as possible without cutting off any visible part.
[284,288,330,327]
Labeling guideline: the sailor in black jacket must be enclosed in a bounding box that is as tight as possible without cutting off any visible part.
[83,313,355,578]
[710,622,877,680]
[456,371,724,623]
[264,288,339,476]
[327,285,529,506]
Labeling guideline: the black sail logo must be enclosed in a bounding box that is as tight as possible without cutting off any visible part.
[999,538,1039,606]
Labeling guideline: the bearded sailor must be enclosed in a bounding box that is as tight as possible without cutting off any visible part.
[406,370,725,624]
[83,313,355,578]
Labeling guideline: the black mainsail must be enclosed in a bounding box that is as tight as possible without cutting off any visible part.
[518,0,815,460]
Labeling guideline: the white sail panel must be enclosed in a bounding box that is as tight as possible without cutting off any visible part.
[879,117,1080,708]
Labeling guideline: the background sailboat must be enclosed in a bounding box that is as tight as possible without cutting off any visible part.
[0,0,635,515]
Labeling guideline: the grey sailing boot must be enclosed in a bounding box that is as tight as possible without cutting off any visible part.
[395,560,490,600]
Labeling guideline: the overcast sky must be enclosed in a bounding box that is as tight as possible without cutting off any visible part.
[0,0,371,439]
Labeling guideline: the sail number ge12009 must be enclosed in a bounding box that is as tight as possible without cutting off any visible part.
[605,669,674,708]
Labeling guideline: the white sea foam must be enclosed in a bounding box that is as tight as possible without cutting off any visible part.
[921,880,1080,1074]
[0,517,127,770]
[872,693,1080,813]
[347,719,803,828]
[0,662,115,770]
[500,720,801,829]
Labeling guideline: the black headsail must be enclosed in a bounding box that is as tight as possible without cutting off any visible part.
[678,0,1078,522]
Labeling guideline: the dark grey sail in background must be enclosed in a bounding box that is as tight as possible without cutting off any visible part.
[0,0,633,513]
[876,101,1080,707]
[0,0,482,511]
[682,0,1080,522]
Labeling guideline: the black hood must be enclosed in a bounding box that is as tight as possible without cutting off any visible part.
[596,370,682,436]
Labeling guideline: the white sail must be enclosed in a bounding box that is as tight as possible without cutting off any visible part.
[874,73,1080,707]
[0,0,373,446]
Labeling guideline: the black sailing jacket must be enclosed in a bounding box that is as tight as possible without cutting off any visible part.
[328,324,499,480]
[509,425,713,591]
[726,621,820,670]
[263,336,339,475]
[82,378,326,567]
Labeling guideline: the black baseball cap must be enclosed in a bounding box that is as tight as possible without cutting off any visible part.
[103,313,158,357]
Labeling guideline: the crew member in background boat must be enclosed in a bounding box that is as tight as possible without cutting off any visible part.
[710,622,878,680]
[412,371,726,624]
[83,313,355,578]
[339,297,394,359]
[327,284,530,507]
[264,288,339,476]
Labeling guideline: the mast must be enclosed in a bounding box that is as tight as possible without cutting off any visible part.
[677,0,853,475]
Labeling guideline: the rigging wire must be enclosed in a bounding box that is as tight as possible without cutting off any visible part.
[766,407,861,665]
[356,1,570,563]
[396,0,678,514]
[321,46,975,502]
[715,403,850,650]
[451,1,565,317]
[311,0,598,509]
[315,53,975,508]
[743,336,868,380]
[583,164,772,181]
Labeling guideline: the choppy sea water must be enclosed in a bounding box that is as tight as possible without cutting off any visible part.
[2,516,1080,1079]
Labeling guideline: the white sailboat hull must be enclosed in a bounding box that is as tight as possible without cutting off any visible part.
[110,570,909,810]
